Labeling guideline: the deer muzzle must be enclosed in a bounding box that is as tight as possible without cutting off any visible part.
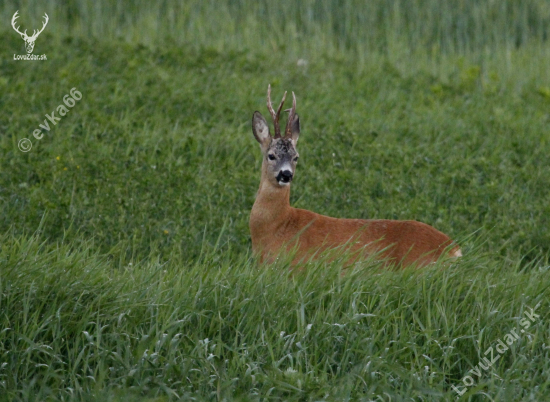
[277,169,293,184]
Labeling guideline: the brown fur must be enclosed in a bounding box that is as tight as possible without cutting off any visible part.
[250,87,459,268]
[250,145,459,268]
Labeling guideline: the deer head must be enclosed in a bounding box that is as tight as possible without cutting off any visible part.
[252,85,301,187]
[11,11,49,54]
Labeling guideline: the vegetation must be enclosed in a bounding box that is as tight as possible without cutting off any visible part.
[1,0,549,400]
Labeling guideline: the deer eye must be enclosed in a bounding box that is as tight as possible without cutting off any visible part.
[294,156,299,162]
[268,154,276,161]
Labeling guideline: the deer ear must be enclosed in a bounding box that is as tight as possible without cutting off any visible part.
[289,114,300,146]
[252,111,271,150]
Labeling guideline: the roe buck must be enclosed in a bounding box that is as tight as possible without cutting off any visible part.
[249,85,461,268]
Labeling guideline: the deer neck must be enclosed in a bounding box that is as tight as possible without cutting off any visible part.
[251,161,292,231]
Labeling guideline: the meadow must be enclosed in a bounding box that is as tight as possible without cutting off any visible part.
[1,0,550,400]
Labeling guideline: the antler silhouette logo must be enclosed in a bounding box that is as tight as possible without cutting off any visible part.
[11,10,49,54]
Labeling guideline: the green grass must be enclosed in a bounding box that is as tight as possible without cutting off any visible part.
[1,0,550,400]
[1,234,549,401]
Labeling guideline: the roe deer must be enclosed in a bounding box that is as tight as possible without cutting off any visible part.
[250,85,461,268]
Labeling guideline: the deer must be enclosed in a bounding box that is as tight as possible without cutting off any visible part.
[11,11,49,54]
[250,85,461,268]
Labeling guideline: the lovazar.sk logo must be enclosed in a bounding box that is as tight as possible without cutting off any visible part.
[12,10,48,61]
[452,303,542,398]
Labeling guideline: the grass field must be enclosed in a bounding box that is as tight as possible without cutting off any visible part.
[1,0,550,400]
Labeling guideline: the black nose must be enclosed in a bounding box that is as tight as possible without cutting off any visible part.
[277,170,293,183]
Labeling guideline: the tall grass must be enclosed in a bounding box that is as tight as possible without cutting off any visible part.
[2,35,550,263]
[3,0,550,52]
[1,232,549,400]
[2,0,550,400]
[2,0,550,82]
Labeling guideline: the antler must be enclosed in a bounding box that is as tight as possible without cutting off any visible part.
[11,11,48,40]
[284,92,297,138]
[11,11,27,38]
[266,84,287,138]
[29,13,49,40]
